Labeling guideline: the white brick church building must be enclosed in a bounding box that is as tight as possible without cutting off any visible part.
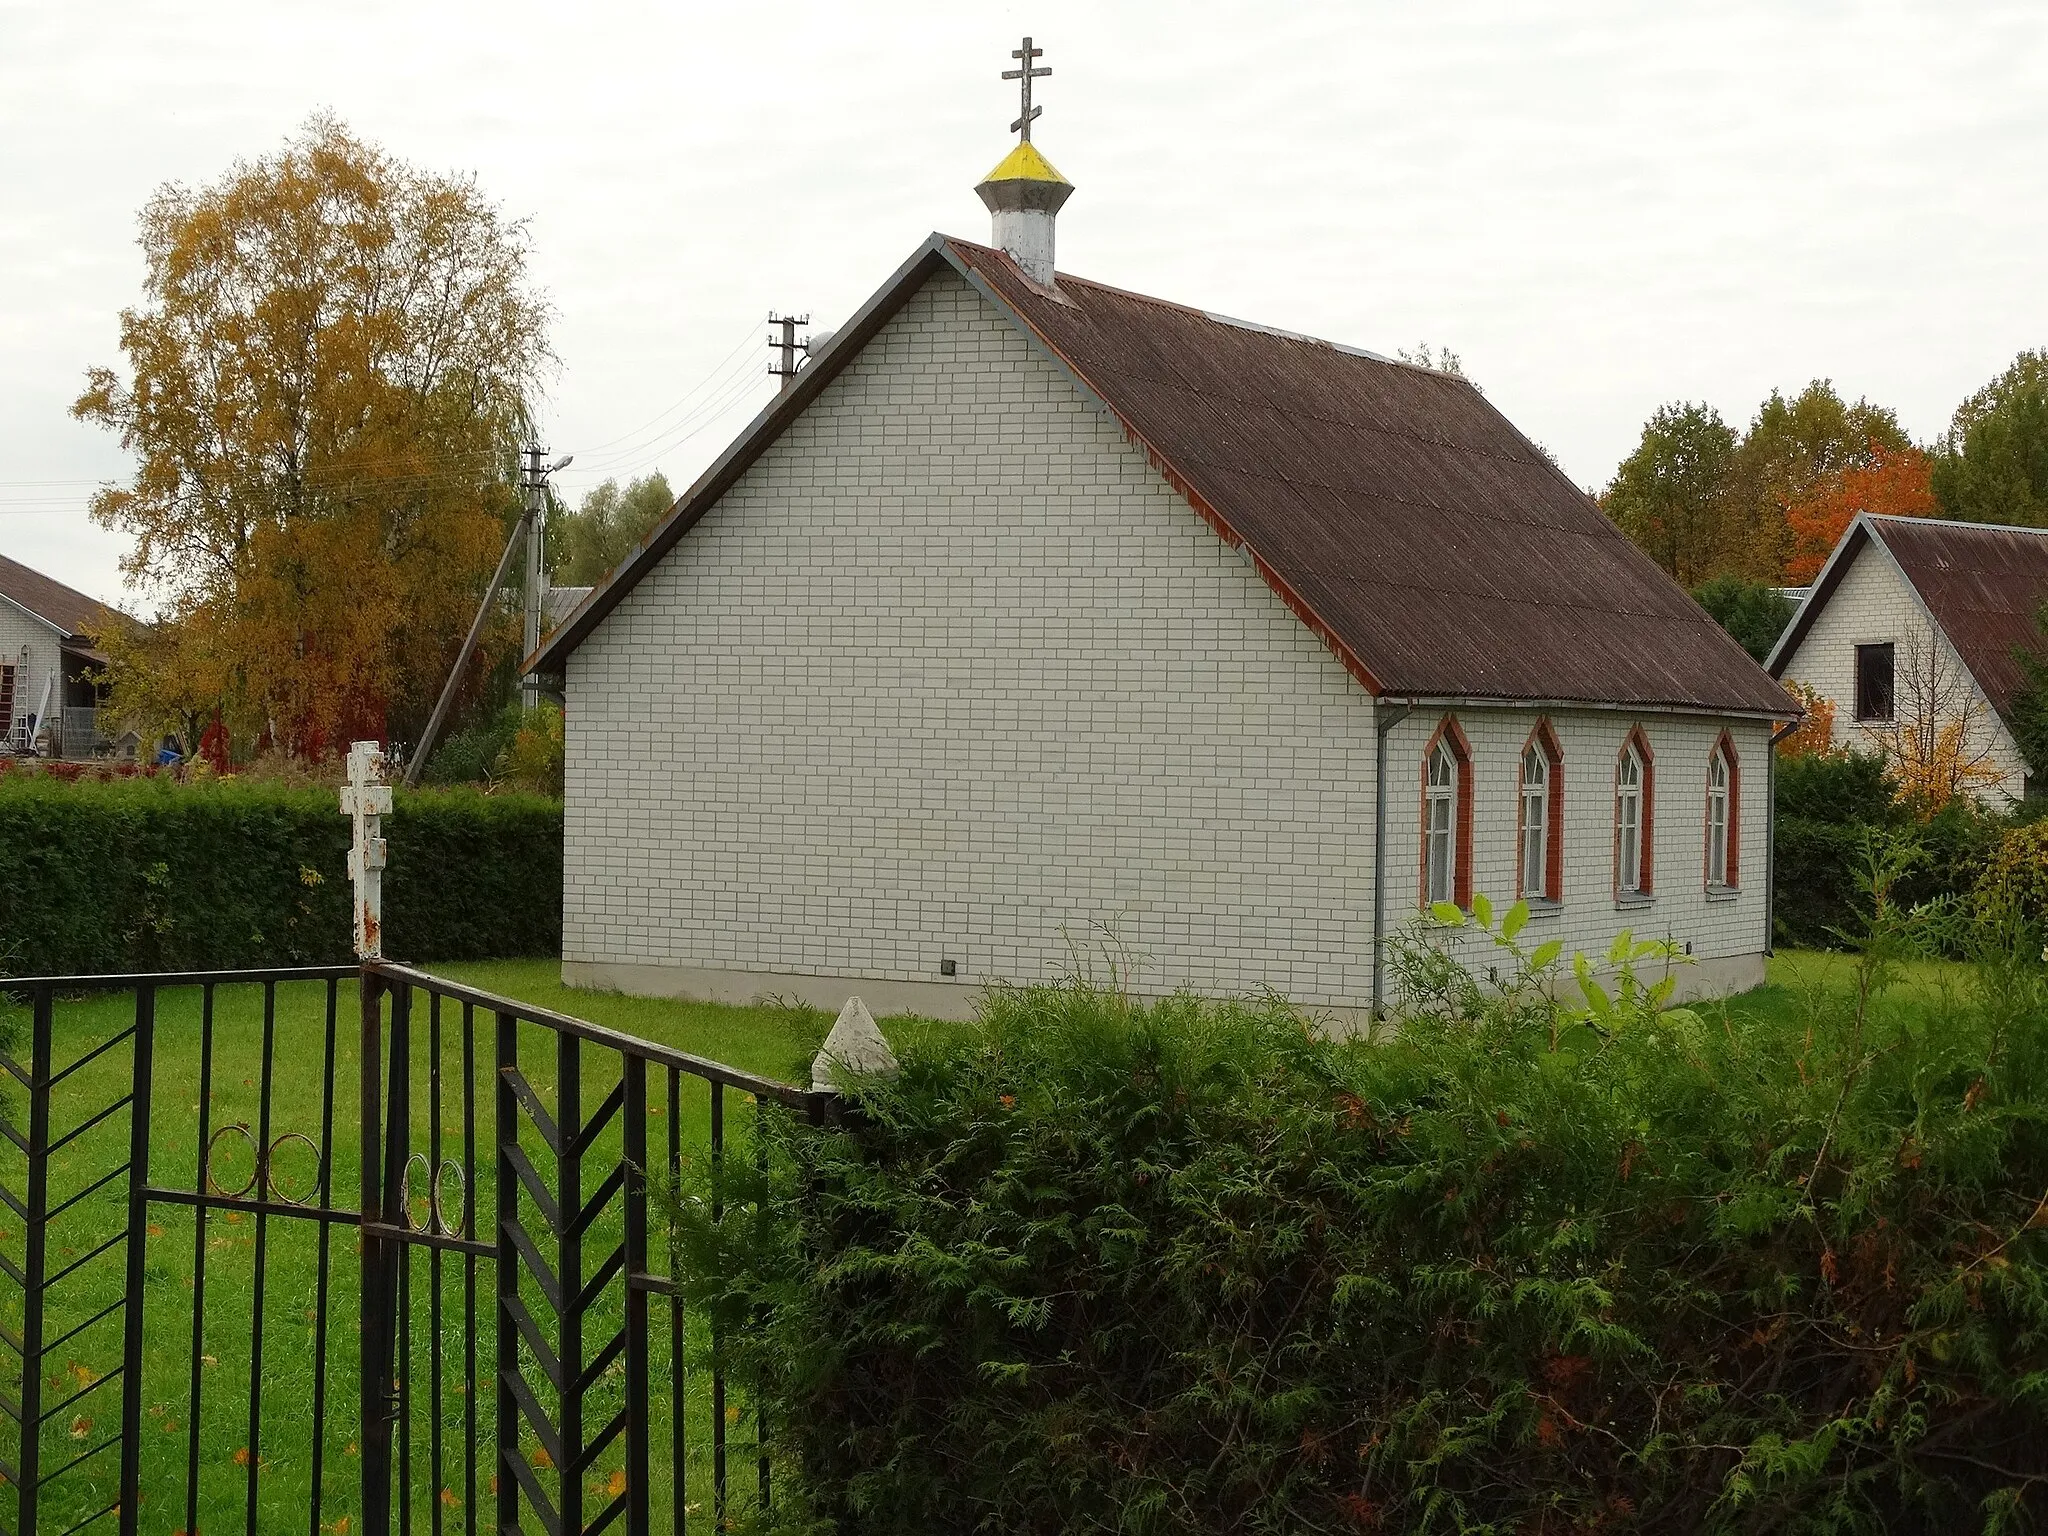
[530,105,1794,1018]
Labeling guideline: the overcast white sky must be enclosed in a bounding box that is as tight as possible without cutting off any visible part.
[4,0,2044,607]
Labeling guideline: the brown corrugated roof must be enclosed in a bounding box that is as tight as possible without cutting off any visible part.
[534,235,1794,716]
[0,552,118,641]
[1867,517,2048,721]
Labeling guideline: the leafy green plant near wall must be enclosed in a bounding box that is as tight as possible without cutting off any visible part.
[0,774,562,974]
[682,884,2048,1534]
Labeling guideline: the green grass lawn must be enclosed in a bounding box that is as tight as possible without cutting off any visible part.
[1723,949,1989,1033]
[0,960,852,1535]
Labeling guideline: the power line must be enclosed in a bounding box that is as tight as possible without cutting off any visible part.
[563,340,771,476]
[0,443,514,493]
[563,320,763,458]
[0,310,787,516]
[555,368,769,487]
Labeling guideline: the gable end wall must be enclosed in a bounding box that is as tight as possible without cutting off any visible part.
[563,268,1386,1007]
[1778,539,2024,802]
[0,601,63,744]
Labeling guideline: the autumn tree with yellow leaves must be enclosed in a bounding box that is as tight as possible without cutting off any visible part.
[1866,627,2010,812]
[74,114,553,761]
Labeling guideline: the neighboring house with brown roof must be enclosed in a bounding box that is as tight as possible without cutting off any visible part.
[1768,514,2048,806]
[529,129,1795,1017]
[0,552,123,759]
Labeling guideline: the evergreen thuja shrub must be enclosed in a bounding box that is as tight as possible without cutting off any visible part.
[681,896,2048,1534]
[1773,752,1999,950]
[0,773,560,973]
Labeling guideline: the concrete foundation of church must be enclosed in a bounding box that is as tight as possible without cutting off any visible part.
[561,949,1768,1024]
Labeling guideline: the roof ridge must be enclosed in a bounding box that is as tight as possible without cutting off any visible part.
[940,235,1432,373]
[1869,512,2048,539]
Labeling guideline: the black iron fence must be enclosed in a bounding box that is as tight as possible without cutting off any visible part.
[0,962,832,1535]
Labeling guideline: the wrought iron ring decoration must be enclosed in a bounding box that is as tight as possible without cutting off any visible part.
[204,1124,323,1207]
[398,1150,468,1237]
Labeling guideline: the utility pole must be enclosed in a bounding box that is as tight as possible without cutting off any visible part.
[768,312,810,392]
[404,445,572,789]
[521,444,546,708]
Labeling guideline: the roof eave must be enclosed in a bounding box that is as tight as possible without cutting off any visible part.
[1765,513,1875,675]
[1380,691,1794,723]
[0,590,72,644]
[529,234,1786,720]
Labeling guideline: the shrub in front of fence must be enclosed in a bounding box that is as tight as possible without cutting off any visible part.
[0,773,561,973]
[684,898,2048,1534]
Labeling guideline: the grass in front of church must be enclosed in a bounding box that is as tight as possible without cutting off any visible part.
[1726,948,1987,1034]
[0,961,847,1533]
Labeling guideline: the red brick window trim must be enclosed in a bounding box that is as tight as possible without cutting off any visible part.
[1420,716,1474,909]
[1517,719,1564,903]
[1614,727,1655,898]
[1706,731,1740,890]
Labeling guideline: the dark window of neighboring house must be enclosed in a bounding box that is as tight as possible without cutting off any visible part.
[1854,643,1895,722]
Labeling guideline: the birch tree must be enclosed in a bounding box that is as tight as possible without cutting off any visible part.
[74,114,554,758]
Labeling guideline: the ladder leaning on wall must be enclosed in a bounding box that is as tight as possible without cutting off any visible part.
[4,665,55,754]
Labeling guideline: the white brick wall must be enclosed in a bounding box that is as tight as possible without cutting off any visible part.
[563,267,1771,1009]
[0,599,63,748]
[1778,537,2024,803]
[1380,708,1773,975]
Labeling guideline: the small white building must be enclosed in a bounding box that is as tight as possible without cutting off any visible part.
[1768,514,2048,806]
[530,114,1794,1018]
[0,553,118,759]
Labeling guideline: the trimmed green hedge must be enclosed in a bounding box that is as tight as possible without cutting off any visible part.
[0,775,562,975]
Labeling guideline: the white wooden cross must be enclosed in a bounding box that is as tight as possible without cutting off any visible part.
[341,740,392,960]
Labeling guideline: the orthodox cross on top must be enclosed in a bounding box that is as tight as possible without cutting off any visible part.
[1003,36,1050,142]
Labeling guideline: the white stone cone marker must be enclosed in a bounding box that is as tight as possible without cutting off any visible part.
[811,997,901,1092]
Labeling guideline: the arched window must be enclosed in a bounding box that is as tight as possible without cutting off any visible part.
[1425,739,1459,905]
[1420,719,1473,908]
[1706,734,1740,889]
[1518,722,1563,902]
[1615,730,1655,898]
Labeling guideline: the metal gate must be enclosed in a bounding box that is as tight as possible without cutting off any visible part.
[0,962,832,1535]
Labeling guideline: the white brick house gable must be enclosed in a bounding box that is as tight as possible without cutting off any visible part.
[565,268,1387,1008]
[556,264,1776,1014]
[0,598,65,751]
[1770,518,2029,806]
[0,553,122,759]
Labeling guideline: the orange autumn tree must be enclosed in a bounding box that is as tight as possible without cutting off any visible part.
[1776,681,1838,760]
[1782,443,1936,584]
[74,114,553,760]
